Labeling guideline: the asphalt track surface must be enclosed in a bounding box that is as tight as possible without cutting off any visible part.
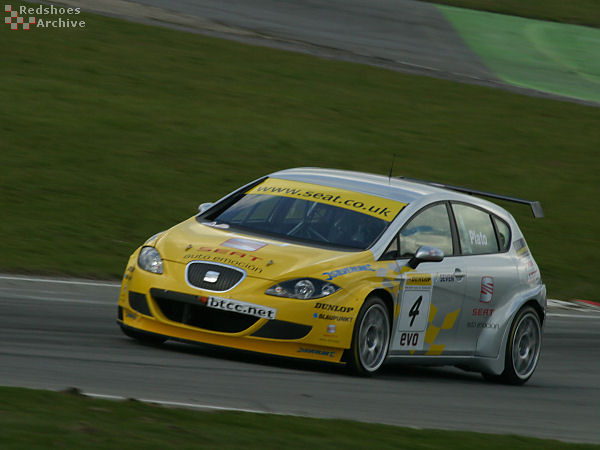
[61,0,597,105]
[1,275,599,444]
[129,0,496,78]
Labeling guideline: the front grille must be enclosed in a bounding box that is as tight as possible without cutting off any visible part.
[186,262,244,292]
[151,288,259,333]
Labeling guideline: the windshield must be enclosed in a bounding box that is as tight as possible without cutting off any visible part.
[205,194,389,250]
[201,177,408,250]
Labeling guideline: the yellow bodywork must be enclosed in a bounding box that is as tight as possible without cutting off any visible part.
[118,179,407,363]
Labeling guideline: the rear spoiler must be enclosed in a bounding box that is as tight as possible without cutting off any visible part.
[396,177,544,219]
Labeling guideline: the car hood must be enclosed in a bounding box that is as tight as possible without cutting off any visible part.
[154,217,374,281]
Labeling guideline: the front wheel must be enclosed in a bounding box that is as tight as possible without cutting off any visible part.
[347,296,391,376]
[484,305,542,385]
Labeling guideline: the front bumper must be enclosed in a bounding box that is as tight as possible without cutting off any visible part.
[117,255,360,363]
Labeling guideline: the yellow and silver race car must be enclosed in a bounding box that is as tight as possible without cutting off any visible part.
[117,168,546,384]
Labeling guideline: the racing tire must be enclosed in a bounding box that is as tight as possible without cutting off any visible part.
[119,323,168,345]
[347,296,391,376]
[484,305,542,385]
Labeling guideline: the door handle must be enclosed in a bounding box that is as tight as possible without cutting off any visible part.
[454,268,466,281]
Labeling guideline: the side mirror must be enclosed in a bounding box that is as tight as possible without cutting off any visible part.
[407,246,444,269]
[198,202,214,214]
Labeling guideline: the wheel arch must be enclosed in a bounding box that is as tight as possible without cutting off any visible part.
[345,289,394,375]
[367,288,395,326]
[496,301,543,384]
[475,295,545,377]
[524,298,545,326]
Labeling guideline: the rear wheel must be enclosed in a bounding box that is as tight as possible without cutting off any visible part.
[484,305,541,385]
[347,296,391,376]
[119,324,168,345]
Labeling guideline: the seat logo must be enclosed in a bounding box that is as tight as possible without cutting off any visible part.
[204,271,220,283]
[480,276,494,303]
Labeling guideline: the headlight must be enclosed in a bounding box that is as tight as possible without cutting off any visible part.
[265,278,340,300]
[137,246,163,274]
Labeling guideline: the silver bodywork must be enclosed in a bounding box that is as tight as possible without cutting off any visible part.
[267,168,546,375]
[207,167,546,376]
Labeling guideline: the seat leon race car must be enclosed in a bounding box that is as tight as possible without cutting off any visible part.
[117,168,546,384]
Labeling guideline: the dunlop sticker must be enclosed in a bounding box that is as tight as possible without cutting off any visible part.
[406,273,432,287]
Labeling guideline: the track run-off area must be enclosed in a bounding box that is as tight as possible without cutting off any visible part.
[1,275,599,444]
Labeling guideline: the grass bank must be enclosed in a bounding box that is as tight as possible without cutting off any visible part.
[0,387,597,449]
[423,0,600,28]
[1,4,599,299]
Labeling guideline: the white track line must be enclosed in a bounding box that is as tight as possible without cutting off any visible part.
[84,392,270,415]
[1,275,598,317]
[0,275,120,287]
[0,294,114,305]
[547,313,600,319]
[9,295,592,315]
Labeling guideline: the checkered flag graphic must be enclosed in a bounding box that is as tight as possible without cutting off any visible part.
[5,5,36,30]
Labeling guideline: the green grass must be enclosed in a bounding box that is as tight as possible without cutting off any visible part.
[423,0,600,28]
[0,387,596,449]
[1,4,599,300]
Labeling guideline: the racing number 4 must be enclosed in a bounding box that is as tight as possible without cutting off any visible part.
[394,282,432,350]
[408,296,422,327]
[397,288,431,333]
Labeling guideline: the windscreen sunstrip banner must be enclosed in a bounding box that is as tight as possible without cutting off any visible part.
[247,178,407,221]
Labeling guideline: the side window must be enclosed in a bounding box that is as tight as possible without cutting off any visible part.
[493,217,511,252]
[453,204,499,255]
[399,204,453,257]
[381,235,399,260]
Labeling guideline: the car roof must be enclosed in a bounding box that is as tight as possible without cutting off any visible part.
[268,167,515,221]
[272,167,460,201]
[270,168,440,202]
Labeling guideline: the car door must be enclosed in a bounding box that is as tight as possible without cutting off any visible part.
[450,203,517,355]
[385,202,468,357]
